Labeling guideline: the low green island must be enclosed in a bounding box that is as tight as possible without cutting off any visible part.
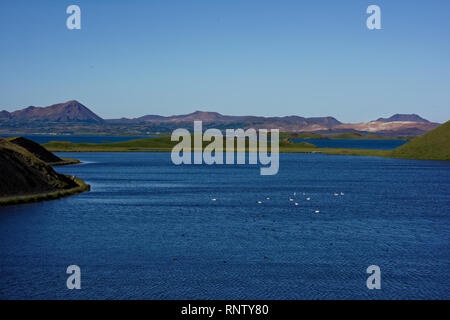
[42,120,450,161]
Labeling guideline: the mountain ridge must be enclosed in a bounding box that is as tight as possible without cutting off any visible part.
[375,114,430,123]
[0,100,442,136]
[2,100,103,123]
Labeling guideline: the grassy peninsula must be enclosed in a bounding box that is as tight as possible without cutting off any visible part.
[42,133,391,157]
[42,121,449,161]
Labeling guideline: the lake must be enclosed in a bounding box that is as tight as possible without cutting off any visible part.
[0,152,449,299]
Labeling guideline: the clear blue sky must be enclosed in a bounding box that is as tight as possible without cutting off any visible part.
[0,0,449,122]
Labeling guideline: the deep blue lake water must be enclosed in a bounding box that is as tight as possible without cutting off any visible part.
[291,139,407,150]
[0,152,449,299]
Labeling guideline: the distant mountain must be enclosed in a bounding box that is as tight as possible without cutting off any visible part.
[305,117,341,126]
[0,100,441,136]
[391,120,450,160]
[118,111,342,132]
[133,110,235,123]
[335,120,439,136]
[168,110,229,122]
[137,114,171,121]
[375,114,430,123]
[2,100,103,123]
[0,110,11,120]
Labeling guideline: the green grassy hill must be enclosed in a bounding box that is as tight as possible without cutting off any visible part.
[0,138,76,197]
[7,136,63,163]
[0,137,89,205]
[390,121,450,160]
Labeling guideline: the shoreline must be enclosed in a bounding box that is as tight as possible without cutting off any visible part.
[46,148,450,161]
[43,142,393,159]
[49,158,82,166]
[0,176,90,207]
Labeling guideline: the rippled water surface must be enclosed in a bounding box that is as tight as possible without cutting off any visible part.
[0,152,449,299]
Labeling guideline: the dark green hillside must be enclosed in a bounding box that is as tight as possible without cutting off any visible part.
[7,136,63,163]
[390,121,450,160]
[0,138,76,197]
[0,138,89,204]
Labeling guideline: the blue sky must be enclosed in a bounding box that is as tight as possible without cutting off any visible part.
[0,0,449,122]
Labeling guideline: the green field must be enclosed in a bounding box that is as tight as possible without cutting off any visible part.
[390,120,450,160]
[43,135,391,158]
[42,121,450,161]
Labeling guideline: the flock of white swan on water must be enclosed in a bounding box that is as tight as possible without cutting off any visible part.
[211,191,345,214]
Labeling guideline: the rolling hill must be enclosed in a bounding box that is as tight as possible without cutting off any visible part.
[390,121,450,160]
[0,138,75,197]
[7,136,63,163]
